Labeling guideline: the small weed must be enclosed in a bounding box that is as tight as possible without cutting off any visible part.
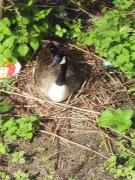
[55,24,66,37]
[0,171,10,180]
[13,170,29,180]
[11,151,26,164]
[0,101,12,113]
[0,143,9,155]
[98,108,135,179]
[0,112,39,141]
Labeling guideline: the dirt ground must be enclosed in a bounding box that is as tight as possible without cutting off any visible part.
[1,44,135,179]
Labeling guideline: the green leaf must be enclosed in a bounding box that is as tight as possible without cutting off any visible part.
[128,157,135,168]
[11,151,25,164]
[2,17,11,27]
[3,48,12,59]
[130,45,135,51]
[131,52,135,60]
[0,143,8,154]
[0,44,4,53]
[18,44,29,57]
[98,108,133,132]
[131,139,135,149]
[62,28,67,33]
[55,24,61,31]
[21,17,30,25]
[0,102,12,113]
[0,33,4,41]
[101,37,112,49]
[115,54,129,66]
[55,31,63,37]
[30,39,39,51]
[13,170,29,180]
[33,9,51,21]
[26,0,35,6]
[0,54,5,65]
[3,27,11,35]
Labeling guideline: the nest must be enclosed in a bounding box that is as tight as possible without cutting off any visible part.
[1,44,135,171]
[4,44,135,124]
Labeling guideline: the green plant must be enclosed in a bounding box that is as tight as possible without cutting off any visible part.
[0,101,39,141]
[97,108,134,132]
[55,24,67,37]
[67,19,83,42]
[0,1,52,65]
[105,147,135,179]
[82,0,135,78]
[13,170,29,180]
[98,108,135,179]
[0,114,38,141]
[11,151,25,164]
[0,143,9,154]
[0,171,10,180]
[0,101,12,113]
[0,77,15,91]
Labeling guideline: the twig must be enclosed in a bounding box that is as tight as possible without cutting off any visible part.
[40,129,109,159]
[0,90,100,115]
[69,0,98,19]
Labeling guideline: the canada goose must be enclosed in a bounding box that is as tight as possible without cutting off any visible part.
[34,42,82,102]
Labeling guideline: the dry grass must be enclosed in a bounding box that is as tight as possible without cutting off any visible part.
[1,44,135,161]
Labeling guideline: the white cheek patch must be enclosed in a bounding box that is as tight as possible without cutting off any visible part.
[48,83,70,102]
[60,56,66,64]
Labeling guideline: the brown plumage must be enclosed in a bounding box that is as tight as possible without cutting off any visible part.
[34,42,82,102]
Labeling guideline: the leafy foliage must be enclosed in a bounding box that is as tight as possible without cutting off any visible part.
[0,114,38,141]
[11,151,26,164]
[0,101,12,113]
[106,144,135,179]
[82,0,135,78]
[98,108,135,179]
[97,108,133,132]
[0,143,9,154]
[55,24,67,37]
[0,1,51,65]
[13,170,29,180]
[0,171,10,180]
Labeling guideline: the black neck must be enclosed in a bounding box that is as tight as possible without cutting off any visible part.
[55,63,67,86]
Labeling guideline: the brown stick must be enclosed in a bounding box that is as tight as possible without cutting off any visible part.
[40,129,109,159]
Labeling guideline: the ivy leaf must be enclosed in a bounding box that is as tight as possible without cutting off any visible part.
[98,108,133,132]
[30,39,39,51]
[18,44,29,57]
